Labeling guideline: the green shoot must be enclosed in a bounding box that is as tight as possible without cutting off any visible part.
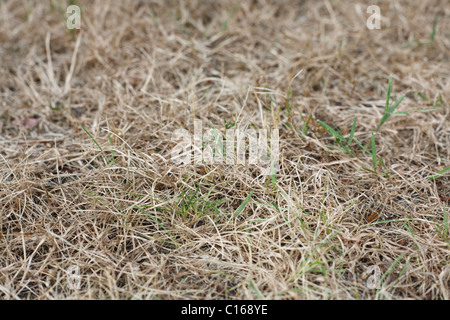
[133,205,179,246]
[317,120,355,157]
[234,191,254,217]
[249,281,263,299]
[417,93,444,108]
[82,125,115,165]
[426,15,438,45]
[375,251,408,299]
[428,166,450,180]
[385,76,393,112]
[377,76,404,131]
[301,113,311,137]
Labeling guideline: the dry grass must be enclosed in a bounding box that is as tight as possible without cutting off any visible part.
[0,0,449,300]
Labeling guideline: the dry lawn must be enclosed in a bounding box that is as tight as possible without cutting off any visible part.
[0,0,449,300]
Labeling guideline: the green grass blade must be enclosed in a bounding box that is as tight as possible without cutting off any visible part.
[394,108,435,114]
[385,76,393,112]
[388,95,405,113]
[377,95,405,131]
[82,125,104,153]
[428,15,438,44]
[361,167,376,174]
[134,205,179,245]
[417,93,443,108]
[376,251,408,299]
[353,138,371,155]
[325,145,348,153]
[377,76,405,131]
[234,191,254,217]
[317,120,346,143]
[82,125,116,166]
[428,166,450,180]
[249,281,263,299]
[418,92,429,102]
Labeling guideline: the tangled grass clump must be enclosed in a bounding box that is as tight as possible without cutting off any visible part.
[0,0,449,300]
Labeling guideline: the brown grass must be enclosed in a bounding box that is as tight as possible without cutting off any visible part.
[0,0,449,300]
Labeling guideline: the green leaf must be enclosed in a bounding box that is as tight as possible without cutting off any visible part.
[377,77,405,131]
[428,166,450,180]
[317,120,346,143]
[394,108,435,114]
[385,76,393,112]
[377,95,405,131]
[234,191,254,217]
[362,167,376,174]
[353,138,371,155]
[82,125,104,153]
[249,281,263,299]
[376,251,408,298]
